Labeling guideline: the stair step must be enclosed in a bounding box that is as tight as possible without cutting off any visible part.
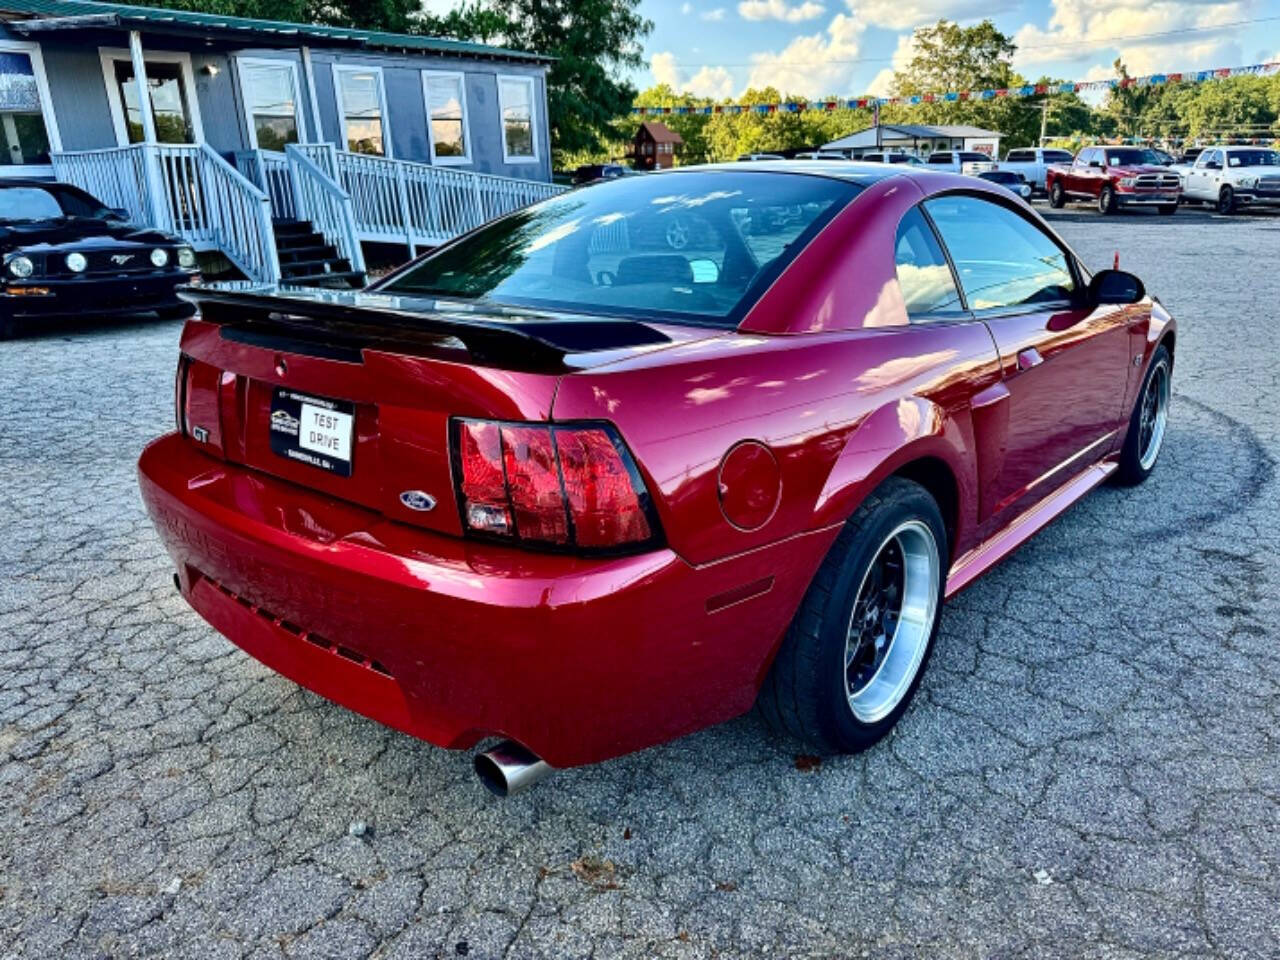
[279,244,338,263]
[281,257,352,277]
[272,218,315,235]
[275,230,327,248]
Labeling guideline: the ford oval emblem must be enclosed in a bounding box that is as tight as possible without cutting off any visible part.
[399,490,437,512]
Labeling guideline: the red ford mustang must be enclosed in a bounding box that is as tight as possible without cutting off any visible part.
[138,163,1174,794]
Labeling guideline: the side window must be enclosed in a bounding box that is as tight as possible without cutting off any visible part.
[1046,150,1074,164]
[927,153,950,165]
[894,206,963,317]
[923,194,1076,311]
[1006,150,1029,163]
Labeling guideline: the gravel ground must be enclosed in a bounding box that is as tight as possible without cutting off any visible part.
[2,203,1278,959]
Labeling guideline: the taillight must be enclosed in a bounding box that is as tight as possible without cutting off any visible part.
[452,418,660,553]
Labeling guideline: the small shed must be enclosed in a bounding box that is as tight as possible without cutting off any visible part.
[632,121,682,170]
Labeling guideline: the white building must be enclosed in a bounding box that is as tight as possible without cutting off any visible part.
[821,124,1002,159]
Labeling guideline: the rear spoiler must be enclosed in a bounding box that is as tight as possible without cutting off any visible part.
[181,285,672,369]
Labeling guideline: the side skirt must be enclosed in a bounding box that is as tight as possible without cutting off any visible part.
[944,461,1117,599]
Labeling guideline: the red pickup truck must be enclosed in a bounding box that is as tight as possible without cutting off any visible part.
[1046,146,1181,215]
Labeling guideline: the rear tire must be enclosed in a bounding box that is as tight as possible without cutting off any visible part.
[758,477,947,754]
[1158,204,1177,215]
[1115,344,1172,486]
[0,312,17,341]
[1049,181,1065,208]
[1098,186,1117,215]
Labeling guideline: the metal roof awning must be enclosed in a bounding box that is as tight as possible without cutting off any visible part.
[0,0,552,62]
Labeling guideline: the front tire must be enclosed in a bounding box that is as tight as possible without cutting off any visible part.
[1049,181,1065,208]
[1115,344,1172,486]
[156,303,196,321]
[1098,186,1117,215]
[1217,186,1235,215]
[758,477,947,753]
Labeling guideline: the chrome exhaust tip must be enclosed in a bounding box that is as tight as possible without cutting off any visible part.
[474,740,553,797]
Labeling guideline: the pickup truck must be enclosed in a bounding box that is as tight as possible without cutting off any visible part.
[999,147,1076,192]
[1178,145,1280,213]
[1046,146,1181,215]
[924,151,997,175]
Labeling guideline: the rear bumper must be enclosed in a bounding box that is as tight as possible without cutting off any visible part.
[2,272,194,319]
[138,433,833,767]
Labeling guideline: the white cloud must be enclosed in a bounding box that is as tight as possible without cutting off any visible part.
[681,2,693,13]
[738,0,827,23]
[866,31,917,96]
[650,51,737,99]
[702,7,727,20]
[746,9,867,95]
[855,0,1019,31]
[1011,0,1251,77]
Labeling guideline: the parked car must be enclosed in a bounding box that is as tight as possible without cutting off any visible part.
[571,163,636,185]
[1179,147,1204,165]
[861,152,925,165]
[925,151,997,174]
[999,147,1076,192]
[138,165,1174,794]
[1179,146,1280,213]
[737,153,785,161]
[977,169,1033,200]
[1046,146,1181,214]
[794,151,848,160]
[0,181,199,339]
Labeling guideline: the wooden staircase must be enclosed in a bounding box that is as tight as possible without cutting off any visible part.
[273,219,365,288]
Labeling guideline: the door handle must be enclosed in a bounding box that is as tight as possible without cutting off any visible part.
[1017,347,1044,371]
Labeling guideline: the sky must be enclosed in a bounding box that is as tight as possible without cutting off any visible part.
[425,0,1280,102]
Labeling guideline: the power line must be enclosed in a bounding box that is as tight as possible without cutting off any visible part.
[671,14,1280,69]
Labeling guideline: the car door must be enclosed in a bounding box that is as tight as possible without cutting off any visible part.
[1066,149,1092,195]
[1187,151,1211,200]
[923,193,1133,527]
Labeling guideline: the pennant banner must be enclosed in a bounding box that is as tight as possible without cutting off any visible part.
[632,60,1280,115]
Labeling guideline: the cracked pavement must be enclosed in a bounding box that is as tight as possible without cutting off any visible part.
[2,205,1278,958]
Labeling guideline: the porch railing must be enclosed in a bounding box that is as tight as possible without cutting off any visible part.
[54,143,280,285]
[233,144,339,222]
[332,151,566,248]
[285,143,366,275]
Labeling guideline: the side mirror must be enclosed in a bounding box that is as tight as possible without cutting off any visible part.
[1088,160,1101,168]
[689,258,720,284]
[108,207,130,221]
[1089,269,1145,306]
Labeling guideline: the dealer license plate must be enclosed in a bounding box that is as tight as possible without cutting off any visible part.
[269,387,354,476]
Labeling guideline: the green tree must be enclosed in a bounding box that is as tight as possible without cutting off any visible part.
[434,0,652,164]
[97,0,424,31]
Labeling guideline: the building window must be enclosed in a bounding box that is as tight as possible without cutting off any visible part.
[238,59,301,152]
[498,75,537,163]
[334,65,388,156]
[99,49,203,147]
[422,71,469,164]
[0,48,55,169]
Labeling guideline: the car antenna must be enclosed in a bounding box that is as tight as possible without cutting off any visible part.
[1113,251,1120,270]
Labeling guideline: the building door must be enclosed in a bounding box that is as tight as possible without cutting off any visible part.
[99,49,204,146]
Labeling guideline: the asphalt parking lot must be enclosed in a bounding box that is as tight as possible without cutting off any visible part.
[3,203,1279,959]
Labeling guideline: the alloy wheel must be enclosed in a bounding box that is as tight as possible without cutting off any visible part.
[844,520,940,724]
[1138,358,1170,470]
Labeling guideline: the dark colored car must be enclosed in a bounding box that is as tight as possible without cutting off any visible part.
[0,181,200,339]
[571,163,636,186]
[138,163,1174,794]
[977,169,1032,199]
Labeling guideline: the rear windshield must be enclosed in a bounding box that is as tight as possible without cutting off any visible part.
[382,171,859,327]
[1105,148,1162,166]
[958,153,991,162]
[981,171,1020,183]
[1227,150,1280,167]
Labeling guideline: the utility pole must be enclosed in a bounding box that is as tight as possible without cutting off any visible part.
[1039,100,1049,145]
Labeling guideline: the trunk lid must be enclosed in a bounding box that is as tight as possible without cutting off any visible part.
[177,286,709,538]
